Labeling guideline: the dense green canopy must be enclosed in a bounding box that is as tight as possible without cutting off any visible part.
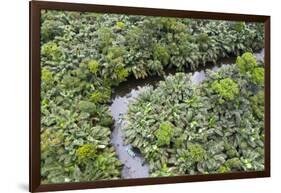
[124,53,264,176]
[40,10,264,183]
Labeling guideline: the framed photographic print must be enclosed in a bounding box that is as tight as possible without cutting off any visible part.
[29,1,270,192]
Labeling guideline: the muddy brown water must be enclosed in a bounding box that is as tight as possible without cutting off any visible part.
[110,50,264,179]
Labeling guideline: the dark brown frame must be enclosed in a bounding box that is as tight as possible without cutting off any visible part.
[29,1,271,192]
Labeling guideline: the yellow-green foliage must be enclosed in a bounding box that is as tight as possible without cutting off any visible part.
[157,18,186,33]
[114,66,129,82]
[155,121,174,146]
[90,91,103,103]
[217,158,242,173]
[187,143,206,162]
[87,60,100,74]
[76,144,97,162]
[234,22,246,32]
[224,158,242,169]
[217,165,230,173]
[236,52,264,85]
[41,68,53,85]
[251,67,264,85]
[153,43,170,65]
[151,164,173,177]
[90,91,110,104]
[251,91,264,119]
[41,41,62,62]
[236,52,257,73]
[211,78,239,101]
[106,46,126,60]
[41,129,64,152]
[115,21,126,29]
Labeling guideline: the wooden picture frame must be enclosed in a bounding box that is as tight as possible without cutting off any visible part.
[30,1,270,192]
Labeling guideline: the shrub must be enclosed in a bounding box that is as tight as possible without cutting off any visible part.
[114,66,129,82]
[76,144,97,162]
[116,21,125,29]
[187,143,206,162]
[251,67,264,85]
[87,60,100,74]
[236,52,264,86]
[251,91,264,119]
[41,68,53,85]
[41,41,63,62]
[155,122,175,146]
[151,164,174,177]
[236,52,257,74]
[106,46,126,60]
[90,91,110,104]
[233,22,246,32]
[211,78,239,101]
[41,20,64,42]
[153,43,170,65]
[78,101,96,114]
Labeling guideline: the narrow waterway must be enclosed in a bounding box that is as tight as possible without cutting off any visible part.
[110,49,264,179]
[110,87,150,179]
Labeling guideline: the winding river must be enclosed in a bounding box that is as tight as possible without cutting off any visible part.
[109,49,264,178]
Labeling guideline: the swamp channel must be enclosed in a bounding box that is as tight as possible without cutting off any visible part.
[109,49,264,178]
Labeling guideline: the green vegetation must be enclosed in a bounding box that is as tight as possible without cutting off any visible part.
[40,9,264,183]
[236,52,264,85]
[236,52,257,73]
[124,53,264,176]
[87,60,100,74]
[251,67,264,85]
[76,144,97,163]
[41,41,63,62]
[155,122,175,146]
[211,78,239,101]
[186,143,206,162]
